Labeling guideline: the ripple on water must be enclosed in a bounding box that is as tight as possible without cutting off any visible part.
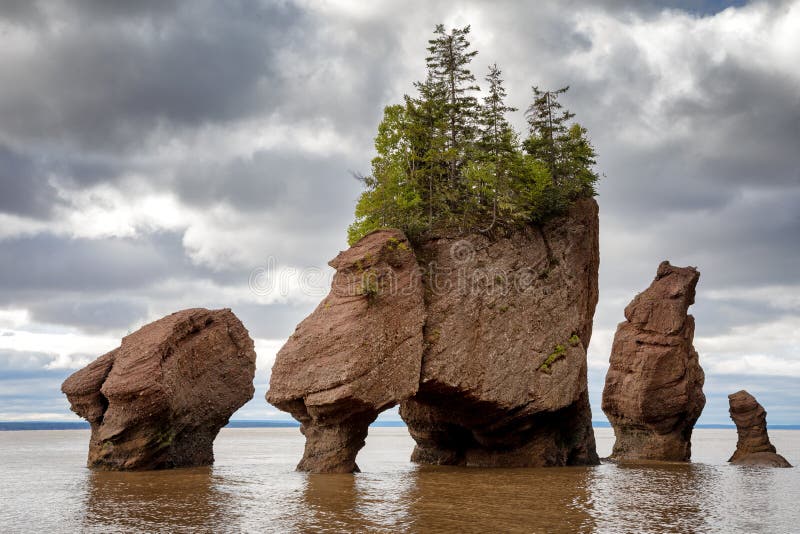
[1,428,798,533]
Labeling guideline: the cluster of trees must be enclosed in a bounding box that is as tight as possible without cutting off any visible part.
[348,25,600,245]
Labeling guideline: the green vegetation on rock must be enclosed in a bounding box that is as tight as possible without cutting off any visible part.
[360,272,380,302]
[348,24,600,245]
[154,429,176,450]
[539,344,567,374]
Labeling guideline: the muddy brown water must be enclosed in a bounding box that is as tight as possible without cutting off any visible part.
[1,427,798,533]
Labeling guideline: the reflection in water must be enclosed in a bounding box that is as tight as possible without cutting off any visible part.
[588,462,719,533]
[402,465,597,533]
[296,470,419,532]
[297,473,359,532]
[82,467,233,533]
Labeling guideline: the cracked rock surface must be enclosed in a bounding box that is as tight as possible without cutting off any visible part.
[401,198,600,467]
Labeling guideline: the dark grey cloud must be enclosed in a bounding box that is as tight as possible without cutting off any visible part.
[614,0,749,15]
[27,299,148,335]
[0,1,304,152]
[0,144,59,218]
[0,232,187,293]
[0,0,797,424]
[174,151,359,214]
[0,349,54,373]
[0,0,42,26]
[231,302,315,340]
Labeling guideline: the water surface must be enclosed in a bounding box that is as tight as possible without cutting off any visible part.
[1,428,798,533]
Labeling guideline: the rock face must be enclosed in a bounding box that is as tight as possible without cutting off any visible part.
[601,261,705,461]
[62,308,256,470]
[267,229,425,473]
[400,198,600,467]
[728,390,792,467]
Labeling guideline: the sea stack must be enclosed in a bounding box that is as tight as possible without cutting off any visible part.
[267,230,426,473]
[602,261,705,461]
[400,198,600,467]
[268,199,601,470]
[62,308,256,470]
[728,390,792,467]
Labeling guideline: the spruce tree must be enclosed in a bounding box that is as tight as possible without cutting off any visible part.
[524,86,599,203]
[524,86,573,185]
[471,64,519,228]
[423,24,480,188]
[347,25,601,246]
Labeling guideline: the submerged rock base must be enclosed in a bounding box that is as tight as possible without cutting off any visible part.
[402,390,597,467]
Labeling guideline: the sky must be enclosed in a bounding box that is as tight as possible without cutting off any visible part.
[0,0,798,425]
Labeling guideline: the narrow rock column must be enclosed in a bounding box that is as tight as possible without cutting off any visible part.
[297,413,377,473]
[602,261,705,461]
[728,390,792,467]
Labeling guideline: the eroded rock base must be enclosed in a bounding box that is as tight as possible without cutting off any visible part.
[402,391,598,467]
[728,390,792,468]
[297,413,378,473]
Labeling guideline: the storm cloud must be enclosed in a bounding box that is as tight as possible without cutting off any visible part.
[0,0,798,424]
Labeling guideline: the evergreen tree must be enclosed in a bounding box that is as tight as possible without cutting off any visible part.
[524,85,599,204]
[477,64,517,163]
[423,24,480,187]
[523,86,573,185]
[470,64,518,228]
[407,75,449,229]
[347,105,425,244]
[347,25,601,246]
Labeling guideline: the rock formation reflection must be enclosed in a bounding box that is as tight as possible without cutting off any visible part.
[81,467,233,532]
[401,465,597,533]
[588,462,719,532]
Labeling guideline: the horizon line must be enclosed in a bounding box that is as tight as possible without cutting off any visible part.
[2,420,799,430]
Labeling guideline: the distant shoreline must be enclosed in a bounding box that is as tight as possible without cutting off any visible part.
[2,421,799,431]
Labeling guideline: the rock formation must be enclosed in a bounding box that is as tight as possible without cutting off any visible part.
[267,230,425,473]
[601,261,705,461]
[268,199,601,470]
[728,390,791,467]
[269,199,601,470]
[62,308,256,470]
[400,198,600,467]
[400,200,599,467]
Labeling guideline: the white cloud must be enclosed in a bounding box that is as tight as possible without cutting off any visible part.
[696,314,800,376]
[0,328,117,369]
[705,285,800,312]
[0,412,80,422]
[706,354,800,377]
[0,309,30,329]
[254,338,285,371]
[566,1,800,147]
[57,186,187,240]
